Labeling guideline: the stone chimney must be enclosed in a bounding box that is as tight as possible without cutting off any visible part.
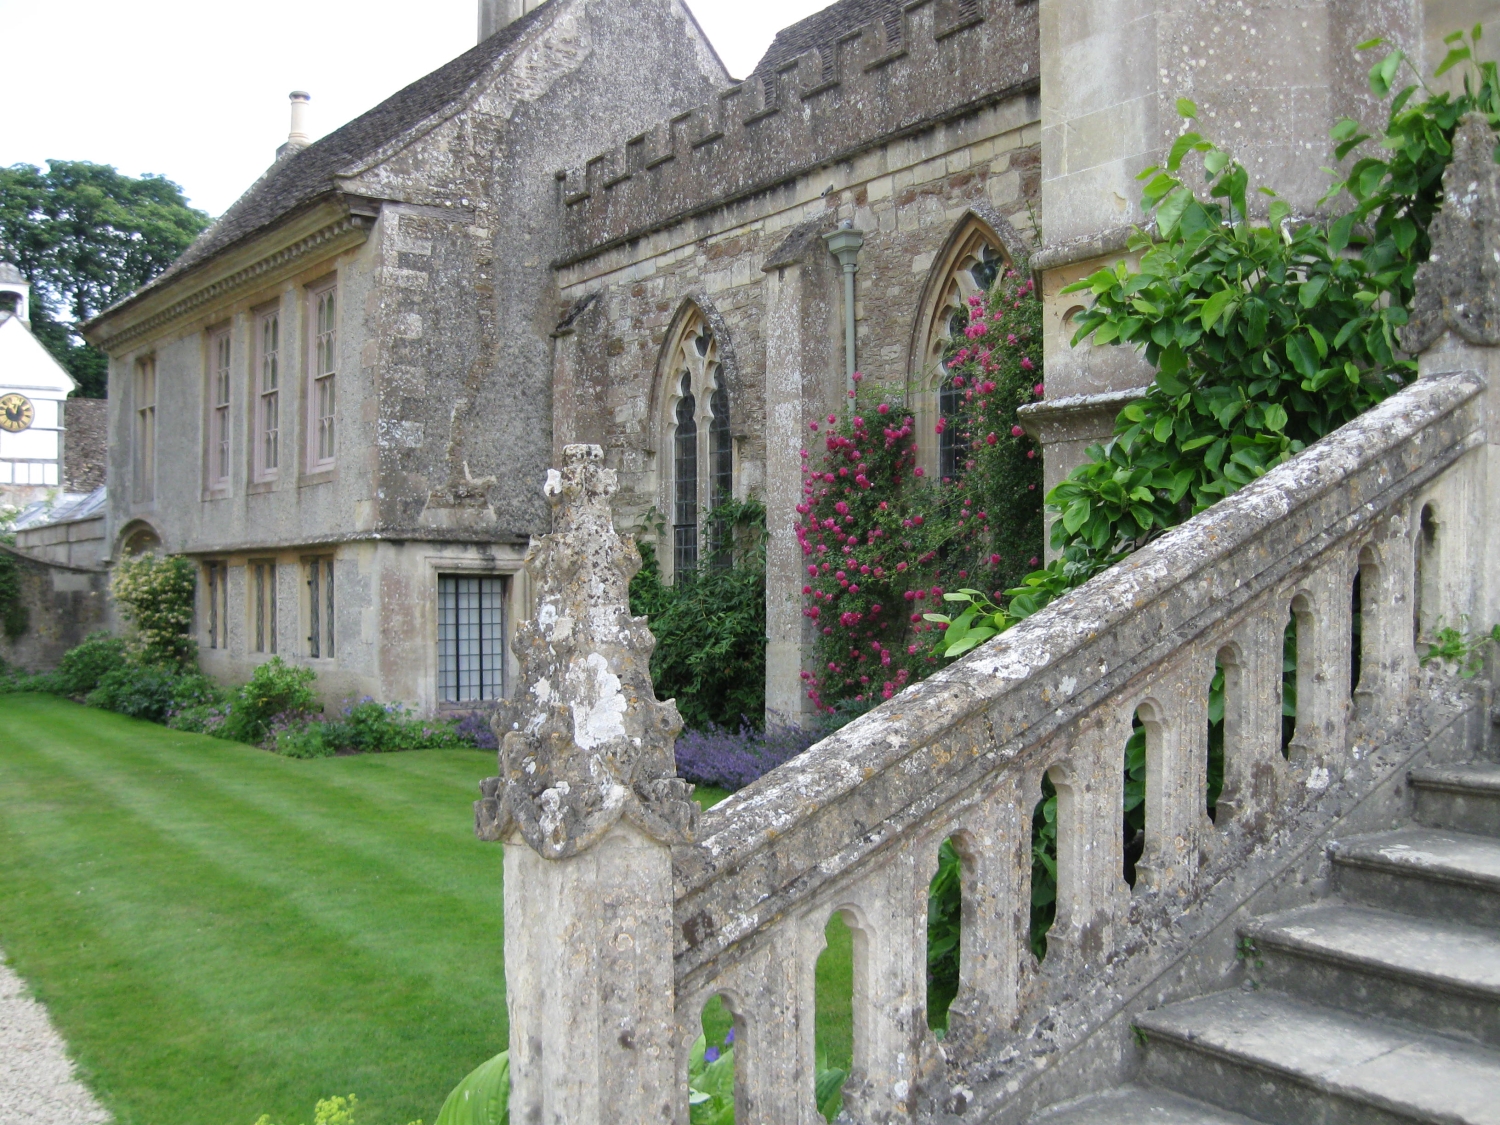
[478,0,543,42]
[276,91,312,160]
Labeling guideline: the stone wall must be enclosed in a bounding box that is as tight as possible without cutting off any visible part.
[0,546,109,673]
[62,397,106,494]
[556,99,1040,524]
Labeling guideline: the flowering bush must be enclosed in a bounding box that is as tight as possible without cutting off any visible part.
[797,269,1044,710]
[111,553,197,666]
[674,721,822,790]
[452,709,500,750]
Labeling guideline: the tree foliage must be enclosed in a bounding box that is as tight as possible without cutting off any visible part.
[0,161,209,396]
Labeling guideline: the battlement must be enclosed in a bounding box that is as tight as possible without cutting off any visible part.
[554,0,1038,266]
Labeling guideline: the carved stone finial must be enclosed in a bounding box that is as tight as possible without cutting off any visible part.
[1401,114,1500,354]
[475,443,696,857]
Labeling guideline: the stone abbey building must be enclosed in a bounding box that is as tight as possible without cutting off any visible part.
[83,0,1477,722]
[84,0,1043,721]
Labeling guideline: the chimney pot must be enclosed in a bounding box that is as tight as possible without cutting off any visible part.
[478,0,540,43]
[277,91,312,159]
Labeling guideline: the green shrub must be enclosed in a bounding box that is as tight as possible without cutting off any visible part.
[0,668,66,695]
[226,657,318,743]
[86,662,222,723]
[55,632,127,696]
[629,501,768,730]
[112,554,197,666]
[271,698,470,759]
[273,722,338,760]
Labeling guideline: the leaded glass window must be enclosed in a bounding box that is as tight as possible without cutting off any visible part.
[708,385,732,567]
[438,575,506,702]
[310,285,336,467]
[674,374,699,575]
[916,219,1009,481]
[939,377,964,482]
[256,310,280,480]
[210,330,231,488]
[660,309,732,581]
[306,557,334,659]
[205,561,228,649]
[253,561,277,654]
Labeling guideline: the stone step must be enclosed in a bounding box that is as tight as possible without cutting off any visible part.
[1136,989,1500,1125]
[1411,763,1500,837]
[1244,902,1500,1046]
[1028,1083,1265,1124]
[1330,827,1500,927]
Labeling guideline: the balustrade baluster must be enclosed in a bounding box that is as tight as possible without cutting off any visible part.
[941,775,1027,1061]
[1136,651,1212,891]
[1285,566,1350,781]
[1046,713,1129,966]
[810,851,931,1122]
[1213,614,1286,832]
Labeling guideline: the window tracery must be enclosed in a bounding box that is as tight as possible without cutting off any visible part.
[659,308,733,580]
[912,219,1008,480]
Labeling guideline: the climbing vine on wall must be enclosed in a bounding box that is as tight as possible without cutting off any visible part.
[111,554,197,666]
[797,269,1045,711]
[0,552,27,641]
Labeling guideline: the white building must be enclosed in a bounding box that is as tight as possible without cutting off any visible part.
[0,264,76,508]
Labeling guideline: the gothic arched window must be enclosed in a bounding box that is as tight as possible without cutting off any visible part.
[708,385,733,567]
[911,218,1009,480]
[659,307,733,581]
[939,375,964,482]
[673,374,699,575]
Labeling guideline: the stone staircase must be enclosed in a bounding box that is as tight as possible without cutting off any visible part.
[1033,763,1500,1125]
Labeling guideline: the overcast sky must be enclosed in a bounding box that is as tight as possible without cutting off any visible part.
[0,0,830,218]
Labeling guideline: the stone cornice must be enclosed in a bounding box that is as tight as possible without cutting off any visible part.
[163,526,532,558]
[86,199,379,354]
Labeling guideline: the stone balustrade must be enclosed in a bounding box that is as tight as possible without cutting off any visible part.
[665,357,1495,1121]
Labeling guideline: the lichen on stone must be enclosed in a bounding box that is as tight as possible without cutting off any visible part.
[475,443,697,857]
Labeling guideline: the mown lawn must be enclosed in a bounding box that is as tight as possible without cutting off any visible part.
[0,696,855,1125]
[0,695,506,1125]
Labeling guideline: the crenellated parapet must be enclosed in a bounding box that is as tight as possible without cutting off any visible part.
[554,0,1038,266]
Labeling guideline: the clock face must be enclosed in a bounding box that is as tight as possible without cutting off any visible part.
[0,394,33,433]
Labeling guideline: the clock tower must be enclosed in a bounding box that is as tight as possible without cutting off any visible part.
[0,261,76,508]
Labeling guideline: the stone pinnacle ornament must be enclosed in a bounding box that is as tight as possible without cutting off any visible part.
[476,443,697,857]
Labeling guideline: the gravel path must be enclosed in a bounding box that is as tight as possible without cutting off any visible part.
[0,954,109,1125]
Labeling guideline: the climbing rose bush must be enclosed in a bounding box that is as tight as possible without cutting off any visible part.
[798,269,1044,710]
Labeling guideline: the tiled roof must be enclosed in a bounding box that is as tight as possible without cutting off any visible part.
[749,0,909,76]
[123,1,559,303]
